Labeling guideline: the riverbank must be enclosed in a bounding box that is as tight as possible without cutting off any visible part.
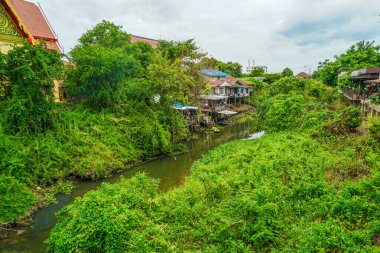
[0,101,255,245]
[1,121,254,252]
[46,128,380,252]
[45,77,380,252]
[0,103,191,226]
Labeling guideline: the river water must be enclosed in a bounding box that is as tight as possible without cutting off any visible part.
[1,122,252,253]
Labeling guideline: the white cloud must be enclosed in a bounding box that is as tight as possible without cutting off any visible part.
[33,0,380,73]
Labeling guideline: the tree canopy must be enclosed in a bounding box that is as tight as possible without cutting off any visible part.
[78,20,131,48]
[314,41,380,86]
[282,67,294,77]
[249,66,266,77]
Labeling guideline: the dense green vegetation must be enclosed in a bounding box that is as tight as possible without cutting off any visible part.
[0,176,36,224]
[0,21,208,224]
[314,41,380,87]
[47,76,380,252]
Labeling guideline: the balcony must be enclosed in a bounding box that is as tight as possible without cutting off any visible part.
[228,94,248,99]
[341,88,362,101]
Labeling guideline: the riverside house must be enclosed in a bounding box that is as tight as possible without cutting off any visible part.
[200,70,253,125]
[341,67,380,117]
[209,76,253,104]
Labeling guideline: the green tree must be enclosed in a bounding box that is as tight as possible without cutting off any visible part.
[158,39,207,104]
[0,42,62,133]
[314,41,380,86]
[65,21,144,110]
[78,20,131,48]
[201,57,221,69]
[249,66,266,77]
[147,52,190,106]
[218,61,243,77]
[65,44,142,110]
[282,67,294,77]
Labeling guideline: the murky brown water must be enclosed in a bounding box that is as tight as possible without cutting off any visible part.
[1,122,252,253]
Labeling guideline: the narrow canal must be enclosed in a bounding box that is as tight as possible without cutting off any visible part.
[1,122,253,253]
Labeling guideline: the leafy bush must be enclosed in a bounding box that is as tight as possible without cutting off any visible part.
[263,94,305,131]
[47,133,380,252]
[370,94,380,105]
[0,176,36,224]
[0,43,62,134]
[47,174,165,253]
[270,76,307,96]
[368,116,380,141]
[323,106,362,134]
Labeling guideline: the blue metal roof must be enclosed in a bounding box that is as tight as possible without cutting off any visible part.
[202,69,231,77]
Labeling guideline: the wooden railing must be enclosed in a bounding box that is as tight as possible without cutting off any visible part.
[342,88,362,101]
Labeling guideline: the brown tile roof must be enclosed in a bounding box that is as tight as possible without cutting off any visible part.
[9,0,57,41]
[296,72,311,78]
[131,35,159,48]
[210,77,253,87]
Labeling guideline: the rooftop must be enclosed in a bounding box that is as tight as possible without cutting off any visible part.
[202,69,231,77]
[210,77,253,87]
[351,67,380,77]
[9,0,57,41]
[130,35,159,48]
[295,72,311,78]
[3,0,61,52]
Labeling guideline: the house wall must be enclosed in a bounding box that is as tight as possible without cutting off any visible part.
[0,41,21,53]
[203,75,227,82]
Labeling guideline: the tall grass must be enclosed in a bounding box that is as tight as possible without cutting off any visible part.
[0,103,187,224]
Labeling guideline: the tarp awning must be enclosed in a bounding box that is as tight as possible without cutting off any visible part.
[217,110,238,115]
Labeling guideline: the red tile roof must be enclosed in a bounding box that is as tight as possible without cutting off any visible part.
[131,35,159,48]
[210,77,253,87]
[210,80,225,86]
[296,72,311,78]
[9,0,57,41]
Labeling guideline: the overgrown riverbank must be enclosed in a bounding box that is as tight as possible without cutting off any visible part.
[0,103,189,227]
[0,21,208,227]
[47,77,380,252]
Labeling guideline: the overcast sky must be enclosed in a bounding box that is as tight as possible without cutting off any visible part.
[33,0,380,74]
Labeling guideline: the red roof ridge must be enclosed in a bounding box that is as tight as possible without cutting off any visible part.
[9,0,57,41]
[296,72,311,78]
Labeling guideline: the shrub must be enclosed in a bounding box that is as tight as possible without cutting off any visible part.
[368,116,380,141]
[0,43,62,134]
[270,76,307,96]
[0,175,36,224]
[324,106,362,134]
[264,94,305,131]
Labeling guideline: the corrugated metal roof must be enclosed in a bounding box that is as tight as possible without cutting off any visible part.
[202,69,231,77]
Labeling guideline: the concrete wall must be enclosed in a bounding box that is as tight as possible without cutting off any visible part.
[0,41,20,54]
